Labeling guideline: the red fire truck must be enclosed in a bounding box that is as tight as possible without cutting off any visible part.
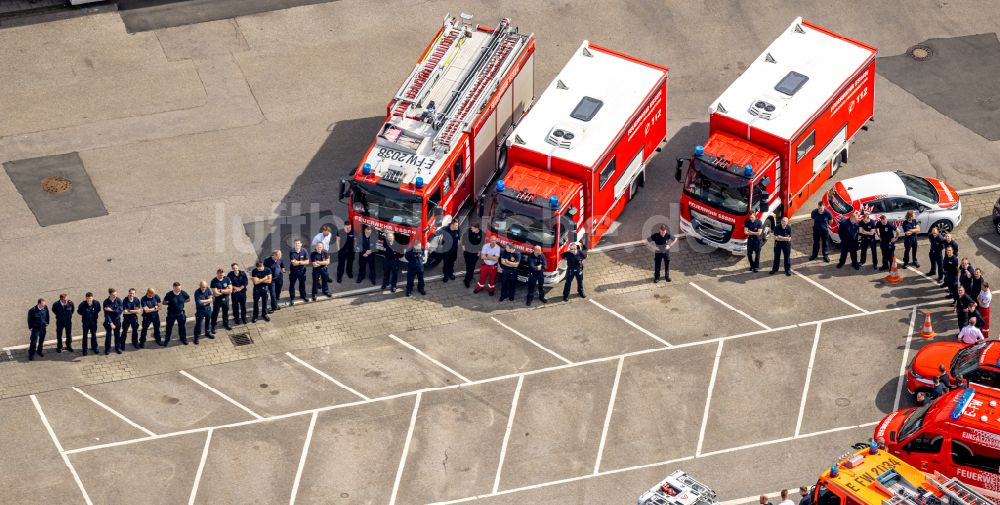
[485,41,668,283]
[339,14,535,253]
[676,17,876,252]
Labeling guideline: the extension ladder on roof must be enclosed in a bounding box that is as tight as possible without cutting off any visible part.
[936,477,995,505]
[390,19,464,117]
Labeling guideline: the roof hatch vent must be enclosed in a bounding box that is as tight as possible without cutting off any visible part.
[775,71,809,96]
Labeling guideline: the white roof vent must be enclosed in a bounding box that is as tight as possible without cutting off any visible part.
[748,99,783,120]
[546,124,581,149]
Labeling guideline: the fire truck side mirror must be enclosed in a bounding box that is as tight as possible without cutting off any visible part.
[338,179,349,202]
[674,158,687,182]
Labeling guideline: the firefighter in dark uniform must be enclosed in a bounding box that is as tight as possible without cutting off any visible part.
[122,288,142,349]
[770,217,792,276]
[648,224,677,282]
[498,242,522,302]
[381,232,404,293]
[877,215,898,271]
[193,280,214,343]
[526,245,547,306]
[809,201,833,262]
[463,222,484,288]
[356,227,377,285]
[264,250,284,312]
[901,210,921,268]
[744,214,763,273]
[140,288,162,346]
[227,263,249,325]
[942,246,959,300]
[310,243,331,300]
[163,282,190,346]
[562,242,588,301]
[434,220,461,282]
[27,298,49,361]
[404,241,426,296]
[927,226,944,279]
[102,288,124,355]
[836,213,860,270]
[210,269,232,332]
[858,212,879,269]
[77,292,101,355]
[288,240,310,304]
[336,222,355,283]
[52,293,74,353]
[251,260,272,322]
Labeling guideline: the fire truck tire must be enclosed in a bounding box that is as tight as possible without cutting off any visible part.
[497,145,508,173]
[830,151,843,176]
[931,219,954,234]
[761,217,774,244]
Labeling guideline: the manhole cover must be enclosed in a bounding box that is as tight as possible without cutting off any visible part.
[835,397,851,407]
[229,332,254,346]
[41,176,72,194]
[908,44,933,61]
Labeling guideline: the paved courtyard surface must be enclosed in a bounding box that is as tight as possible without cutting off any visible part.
[2,1,1000,504]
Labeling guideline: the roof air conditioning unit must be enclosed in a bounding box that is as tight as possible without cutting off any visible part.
[546,125,580,149]
[748,99,779,120]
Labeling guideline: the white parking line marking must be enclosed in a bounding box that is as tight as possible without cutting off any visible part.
[288,411,318,505]
[794,323,822,438]
[31,395,94,505]
[588,299,672,348]
[791,270,868,313]
[893,307,918,412]
[73,387,156,436]
[695,341,724,457]
[593,355,625,475]
[188,429,213,505]
[388,392,421,505]
[492,375,524,494]
[490,317,573,365]
[179,370,264,420]
[285,352,370,401]
[906,266,937,283]
[388,334,472,384]
[689,282,771,330]
[979,236,1000,254]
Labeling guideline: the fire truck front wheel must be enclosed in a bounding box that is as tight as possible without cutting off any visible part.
[760,217,774,244]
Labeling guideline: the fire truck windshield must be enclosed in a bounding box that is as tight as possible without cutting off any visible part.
[684,158,750,215]
[352,184,422,228]
[898,403,932,441]
[490,195,557,247]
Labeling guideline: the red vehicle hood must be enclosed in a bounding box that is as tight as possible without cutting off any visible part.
[911,342,966,379]
[926,177,959,207]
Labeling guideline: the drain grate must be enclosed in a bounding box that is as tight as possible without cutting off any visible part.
[229,332,254,346]
[908,44,933,61]
[41,176,72,194]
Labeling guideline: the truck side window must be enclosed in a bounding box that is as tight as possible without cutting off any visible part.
[452,158,464,182]
[599,156,617,190]
[796,131,816,162]
[902,433,943,454]
[442,173,451,194]
[952,440,1000,473]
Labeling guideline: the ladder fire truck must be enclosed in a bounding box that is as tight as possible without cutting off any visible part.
[339,13,535,255]
[638,470,721,505]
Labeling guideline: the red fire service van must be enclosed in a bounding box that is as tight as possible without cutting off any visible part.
[486,41,668,283]
[876,386,1000,498]
[340,14,535,254]
[676,17,876,252]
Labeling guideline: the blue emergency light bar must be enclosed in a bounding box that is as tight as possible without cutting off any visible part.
[951,388,977,420]
[549,195,559,209]
[694,145,705,156]
[415,177,424,189]
[829,465,838,478]
[496,180,505,192]
[362,163,372,175]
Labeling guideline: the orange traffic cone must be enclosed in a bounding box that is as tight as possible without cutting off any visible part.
[920,311,937,339]
[885,256,902,284]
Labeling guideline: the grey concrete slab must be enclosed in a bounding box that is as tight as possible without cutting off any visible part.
[396,318,566,382]
[78,371,255,433]
[700,270,859,329]
[497,360,617,490]
[34,388,148,450]
[799,311,916,435]
[293,396,415,504]
[591,285,750,346]
[184,353,360,417]
[598,346,718,472]
[119,0,336,33]
[291,335,456,399]
[700,326,814,454]
[195,414,309,504]
[70,431,206,505]
[0,396,86,504]
[3,152,107,226]
[492,302,662,363]
[397,379,517,504]
[793,262,943,312]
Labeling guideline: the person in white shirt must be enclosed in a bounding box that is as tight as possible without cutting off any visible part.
[958,317,984,344]
[474,235,502,296]
[311,225,333,252]
[777,489,794,505]
[978,281,992,338]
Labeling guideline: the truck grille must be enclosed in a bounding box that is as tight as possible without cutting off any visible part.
[690,210,733,243]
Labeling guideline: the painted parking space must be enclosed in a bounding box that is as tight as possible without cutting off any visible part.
[34,387,148,450]
[793,261,942,312]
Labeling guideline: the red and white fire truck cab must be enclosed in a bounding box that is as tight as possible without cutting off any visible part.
[340,14,535,254]
[876,386,1000,498]
[677,17,876,253]
[486,41,668,283]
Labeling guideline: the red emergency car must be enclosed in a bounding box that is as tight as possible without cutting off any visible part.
[876,386,1000,497]
[907,341,1000,394]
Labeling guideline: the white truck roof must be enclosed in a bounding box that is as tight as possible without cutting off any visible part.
[508,41,666,169]
[711,17,876,141]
